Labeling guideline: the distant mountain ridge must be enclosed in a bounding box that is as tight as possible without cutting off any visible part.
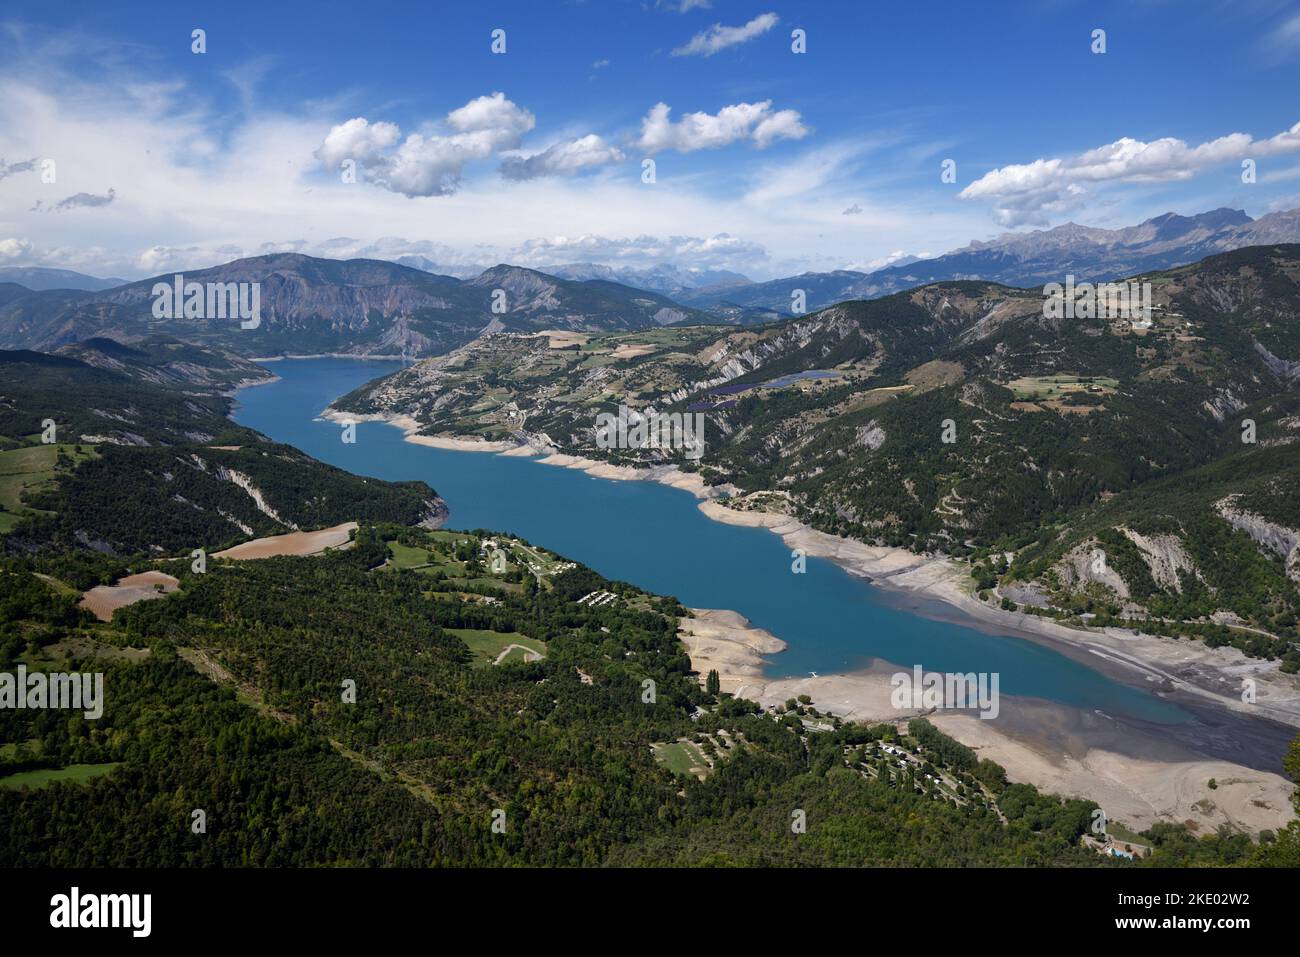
[681,207,1300,315]
[546,262,753,299]
[6,205,1300,358]
[0,266,127,291]
[0,253,715,357]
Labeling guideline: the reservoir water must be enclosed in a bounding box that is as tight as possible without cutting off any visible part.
[234,357,1190,725]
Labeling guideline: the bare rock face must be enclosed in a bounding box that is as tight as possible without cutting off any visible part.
[1122,528,1198,593]
[1217,496,1300,582]
[855,420,886,450]
[1057,541,1131,599]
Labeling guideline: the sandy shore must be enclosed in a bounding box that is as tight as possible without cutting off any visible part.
[533,453,723,498]
[677,608,787,696]
[930,704,1295,837]
[679,612,1296,835]
[696,498,1300,731]
[320,407,731,498]
[213,521,358,559]
[80,571,179,622]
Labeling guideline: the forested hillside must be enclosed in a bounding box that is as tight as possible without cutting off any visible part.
[7,526,1288,866]
[338,245,1300,664]
[0,349,441,556]
[2,333,1297,867]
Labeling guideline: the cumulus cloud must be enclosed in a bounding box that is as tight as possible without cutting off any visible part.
[314,93,536,197]
[962,121,1300,225]
[0,237,33,260]
[500,135,625,180]
[136,244,211,273]
[314,117,400,169]
[636,101,807,154]
[673,12,778,56]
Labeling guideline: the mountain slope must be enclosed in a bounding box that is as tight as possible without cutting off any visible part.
[0,266,126,291]
[0,254,714,358]
[56,335,274,394]
[684,207,1300,315]
[337,244,1300,660]
[0,349,441,555]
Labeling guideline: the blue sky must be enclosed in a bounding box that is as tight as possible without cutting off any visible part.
[1,0,1299,280]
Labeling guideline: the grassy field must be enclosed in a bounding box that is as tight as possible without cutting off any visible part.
[1007,374,1120,399]
[0,763,121,790]
[384,541,434,569]
[652,740,710,778]
[0,443,97,532]
[445,628,546,666]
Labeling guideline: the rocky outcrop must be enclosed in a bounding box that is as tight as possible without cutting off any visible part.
[1216,496,1300,582]
[215,466,299,530]
[1121,528,1198,593]
[419,496,450,529]
[855,420,886,450]
[1056,541,1130,598]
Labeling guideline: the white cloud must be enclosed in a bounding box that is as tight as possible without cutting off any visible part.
[0,237,32,259]
[961,120,1300,225]
[446,92,534,139]
[0,29,988,282]
[636,100,807,154]
[314,93,536,197]
[499,135,626,180]
[314,117,400,169]
[1259,13,1300,64]
[843,250,915,272]
[743,140,873,206]
[673,12,778,57]
[514,232,768,270]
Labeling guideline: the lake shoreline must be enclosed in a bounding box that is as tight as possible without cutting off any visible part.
[677,604,1297,836]
[321,408,1300,734]
[273,379,1298,836]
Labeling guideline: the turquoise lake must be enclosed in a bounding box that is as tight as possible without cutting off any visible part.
[234,357,1190,725]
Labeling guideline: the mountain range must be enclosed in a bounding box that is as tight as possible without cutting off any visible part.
[0,265,127,291]
[4,206,1299,358]
[0,254,711,357]
[677,207,1300,315]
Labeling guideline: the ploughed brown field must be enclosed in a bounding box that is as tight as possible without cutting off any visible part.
[79,571,180,622]
[212,521,358,560]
